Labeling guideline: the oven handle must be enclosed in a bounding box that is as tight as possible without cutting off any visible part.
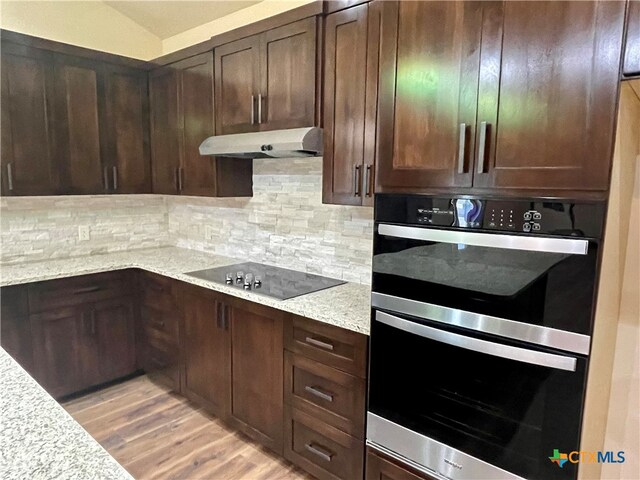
[377,223,588,255]
[375,311,577,372]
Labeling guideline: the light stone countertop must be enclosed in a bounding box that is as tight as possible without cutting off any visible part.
[0,347,133,480]
[0,246,372,335]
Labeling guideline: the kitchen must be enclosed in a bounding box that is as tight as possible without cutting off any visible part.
[0,1,638,480]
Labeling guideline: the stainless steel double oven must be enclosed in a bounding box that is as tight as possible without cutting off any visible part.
[367,195,605,480]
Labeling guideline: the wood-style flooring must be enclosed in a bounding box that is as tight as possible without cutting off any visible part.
[62,375,312,480]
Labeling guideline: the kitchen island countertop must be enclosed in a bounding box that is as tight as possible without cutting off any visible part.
[0,246,372,335]
[0,347,133,480]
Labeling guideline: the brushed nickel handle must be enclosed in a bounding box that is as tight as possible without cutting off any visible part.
[112,166,118,191]
[458,123,467,174]
[174,167,180,193]
[305,336,334,351]
[178,167,184,192]
[476,121,488,174]
[257,93,263,124]
[7,163,14,191]
[354,165,362,197]
[305,385,334,402]
[103,166,109,191]
[251,95,256,124]
[364,164,373,197]
[304,443,333,462]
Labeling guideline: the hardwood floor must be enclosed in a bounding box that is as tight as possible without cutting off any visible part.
[62,375,312,480]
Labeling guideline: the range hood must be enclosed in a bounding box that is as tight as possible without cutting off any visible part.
[199,127,322,159]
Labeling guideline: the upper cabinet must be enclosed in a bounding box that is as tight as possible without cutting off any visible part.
[0,38,151,196]
[149,52,253,197]
[214,17,317,135]
[624,0,640,77]
[1,45,60,196]
[375,1,626,194]
[322,2,380,206]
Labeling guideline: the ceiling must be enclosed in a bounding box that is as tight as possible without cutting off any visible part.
[105,1,263,39]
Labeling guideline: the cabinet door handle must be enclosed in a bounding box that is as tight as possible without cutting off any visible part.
[354,165,362,197]
[112,166,118,191]
[251,95,256,124]
[174,167,180,193]
[216,302,223,329]
[103,166,110,191]
[304,443,334,462]
[257,93,263,124]
[7,163,14,191]
[178,167,184,192]
[476,121,488,174]
[364,164,373,197]
[305,336,334,351]
[304,385,334,402]
[223,305,230,330]
[458,123,467,174]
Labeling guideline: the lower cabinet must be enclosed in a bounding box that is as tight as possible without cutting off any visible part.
[181,283,230,418]
[366,448,437,480]
[0,285,34,373]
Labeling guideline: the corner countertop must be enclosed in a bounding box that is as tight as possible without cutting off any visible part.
[0,347,133,480]
[0,247,372,335]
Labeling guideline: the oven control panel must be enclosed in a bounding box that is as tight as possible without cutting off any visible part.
[484,201,543,232]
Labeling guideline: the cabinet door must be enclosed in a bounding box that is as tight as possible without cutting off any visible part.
[176,53,217,196]
[624,0,640,77]
[53,55,105,194]
[260,17,317,130]
[103,66,151,193]
[323,5,369,205]
[0,286,33,373]
[229,304,284,454]
[31,307,90,398]
[375,1,482,191]
[182,285,231,418]
[0,45,60,196]
[150,67,180,194]
[93,296,136,385]
[215,35,261,134]
[474,1,626,191]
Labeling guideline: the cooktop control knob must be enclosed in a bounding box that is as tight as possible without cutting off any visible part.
[236,271,244,284]
[254,275,262,288]
[225,273,233,284]
[244,273,254,289]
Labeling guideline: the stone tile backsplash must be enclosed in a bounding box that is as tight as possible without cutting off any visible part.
[0,158,374,284]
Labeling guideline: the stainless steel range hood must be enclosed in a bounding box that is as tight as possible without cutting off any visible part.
[199,127,322,159]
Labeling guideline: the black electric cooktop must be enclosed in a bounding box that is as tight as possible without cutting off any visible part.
[185,262,346,300]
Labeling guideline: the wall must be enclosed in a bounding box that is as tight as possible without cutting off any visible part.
[579,81,640,480]
[161,0,315,55]
[0,1,162,60]
[0,195,168,264]
[167,158,374,284]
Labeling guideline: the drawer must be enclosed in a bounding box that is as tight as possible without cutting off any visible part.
[140,272,178,311]
[28,271,131,312]
[366,447,437,480]
[284,407,363,480]
[285,351,365,437]
[1,285,29,319]
[139,305,180,344]
[285,315,368,377]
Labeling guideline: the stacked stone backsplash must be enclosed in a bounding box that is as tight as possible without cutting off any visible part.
[0,158,374,284]
[168,158,374,284]
[0,195,169,264]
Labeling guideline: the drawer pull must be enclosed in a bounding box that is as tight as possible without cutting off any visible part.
[73,286,102,295]
[305,443,334,462]
[304,385,334,402]
[305,336,334,351]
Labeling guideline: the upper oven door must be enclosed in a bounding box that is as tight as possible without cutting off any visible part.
[372,223,599,350]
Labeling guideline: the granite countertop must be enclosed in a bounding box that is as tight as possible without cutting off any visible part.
[0,247,372,335]
[0,347,133,480]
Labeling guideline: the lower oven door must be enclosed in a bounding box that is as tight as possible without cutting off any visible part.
[367,310,588,480]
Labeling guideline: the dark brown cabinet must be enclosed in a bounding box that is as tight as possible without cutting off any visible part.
[93,297,136,384]
[228,302,285,454]
[0,45,60,196]
[366,448,436,480]
[0,285,33,373]
[149,52,252,197]
[214,17,317,135]
[624,0,640,77]
[181,284,230,417]
[375,0,626,194]
[323,3,380,206]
